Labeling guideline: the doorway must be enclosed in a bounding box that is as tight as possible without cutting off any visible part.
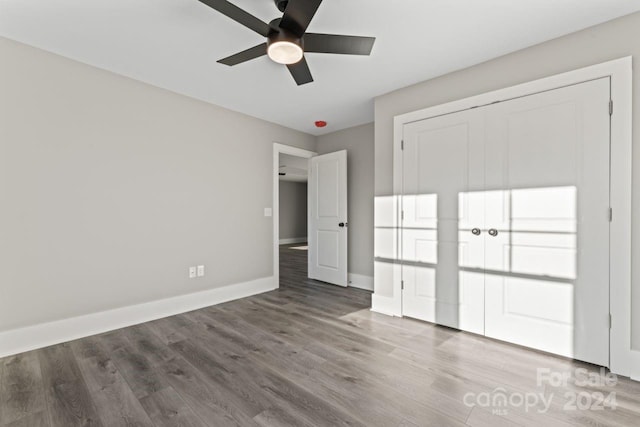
[272,143,349,289]
[272,144,315,288]
[278,152,311,282]
[278,153,309,247]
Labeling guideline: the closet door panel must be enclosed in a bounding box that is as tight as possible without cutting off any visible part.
[483,78,610,365]
[402,111,485,332]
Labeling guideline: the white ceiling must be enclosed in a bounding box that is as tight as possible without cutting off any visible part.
[279,153,308,182]
[1,1,639,135]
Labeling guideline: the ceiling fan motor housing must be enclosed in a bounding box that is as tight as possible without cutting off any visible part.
[274,0,288,12]
[267,25,303,50]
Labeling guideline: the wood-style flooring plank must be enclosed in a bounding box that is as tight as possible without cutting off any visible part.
[120,325,175,367]
[74,352,153,426]
[110,347,168,399]
[168,339,275,418]
[158,357,260,426]
[173,331,365,427]
[138,387,207,427]
[0,352,46,425]
[253,407,317,427]
[197,298,458,426]
[37,344,103,427]
[2,411,50,427]
[144,316,191,346]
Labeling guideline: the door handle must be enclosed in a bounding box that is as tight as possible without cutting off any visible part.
[488,228,498,237]
[339,222,347,228]
[471,228,481,236]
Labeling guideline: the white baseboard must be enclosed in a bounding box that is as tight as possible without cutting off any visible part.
[0,276,275,358]
[631,352,640,381]
[348,273,374,291]
[279,237,307,245]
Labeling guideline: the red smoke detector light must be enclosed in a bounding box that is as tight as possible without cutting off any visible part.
[315,120,327,128]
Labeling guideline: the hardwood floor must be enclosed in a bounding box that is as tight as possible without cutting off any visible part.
[2,244,640,426]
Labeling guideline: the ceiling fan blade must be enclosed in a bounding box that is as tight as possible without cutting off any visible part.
[304,33,375,55]
[217,43,267,66]
[197,0,271,37]
[287,57,313,85]
[279,0,323,37]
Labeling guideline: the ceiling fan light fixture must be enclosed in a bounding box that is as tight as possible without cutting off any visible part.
[267,28,303,65]
[267,40,303,65]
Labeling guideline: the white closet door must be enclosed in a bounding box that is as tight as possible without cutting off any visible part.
[402,110,485,333]
[483,78,610,365]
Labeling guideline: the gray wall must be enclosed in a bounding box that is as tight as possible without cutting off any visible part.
[0,37,316,333]
[374,12,640,347]
[317,123,374,278]
[279,181,307,241]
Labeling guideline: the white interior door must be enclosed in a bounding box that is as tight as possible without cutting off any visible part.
[483,78,611,366]
[402,111,486,333]
[308,150,348,286]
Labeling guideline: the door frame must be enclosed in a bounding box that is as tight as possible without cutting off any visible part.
[385,57,634,378]
[272,143,317,290]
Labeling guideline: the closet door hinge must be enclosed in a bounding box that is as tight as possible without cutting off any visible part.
[401,280,404,290]
[401,140,404,150]
[401,210,404,221]
[609,100,613,116]
[609,207,613,222]
[609,313,612,329]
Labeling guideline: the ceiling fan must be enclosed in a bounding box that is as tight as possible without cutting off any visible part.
[279,164,306,177]
[197,0,376,85]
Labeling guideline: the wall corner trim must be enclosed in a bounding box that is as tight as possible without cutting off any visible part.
[348,273,374,291]
[0,276,275,358]
[371,293,402,317]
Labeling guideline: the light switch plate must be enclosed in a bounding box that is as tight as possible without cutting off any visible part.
[188,266,197,279]
[197,265,205,277]
[264,208,272,217]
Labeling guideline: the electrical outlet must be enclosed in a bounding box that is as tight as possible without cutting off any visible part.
[188,266,197,279]
[264,207,272,217]
[197,265,205,277]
